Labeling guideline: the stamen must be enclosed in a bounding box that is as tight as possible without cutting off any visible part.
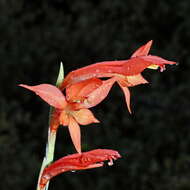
[160,65,166,72]
[108,159,113,166]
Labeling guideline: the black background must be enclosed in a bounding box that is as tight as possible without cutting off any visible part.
[0,0,190,190]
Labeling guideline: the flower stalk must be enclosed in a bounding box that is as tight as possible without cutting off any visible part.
[36,63,64,190]
[36,128,57,190]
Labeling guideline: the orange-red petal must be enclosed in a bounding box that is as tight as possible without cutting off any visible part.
[66,78,102,103]
[78,77,117,109]
[142,55,177,70]
[122,55,177,75]
[68,116,81,153]
[127,74,149,87]
[117,82,131,113]
[19,84,67,109]
[61,64,124,89]
[72,109,99,125]
[131,40,153,58]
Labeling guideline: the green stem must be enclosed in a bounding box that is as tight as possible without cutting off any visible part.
[36,128,57,190]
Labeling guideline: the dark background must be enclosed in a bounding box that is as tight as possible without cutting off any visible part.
[0,0,190,190]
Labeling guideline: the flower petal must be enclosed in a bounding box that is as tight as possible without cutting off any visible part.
[68,116,81,153]
[131,40,153,57]
[72,109,99,125]
[117,82,131,113]
[122,55,176,76]
[82,149,121,160]
[142,55,177,65]
[78,77,117,109]
[66,78,102,103]
[127,74,149,86]
[121,57,153,75]
[61,64,124,89]
[141,55,177,71]
[19,84,67,109]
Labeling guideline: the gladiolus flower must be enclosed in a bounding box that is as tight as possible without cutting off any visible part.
[61,40,176,88]
[19,83,100,153]
[60,41,177,113]
[39,149,121,189]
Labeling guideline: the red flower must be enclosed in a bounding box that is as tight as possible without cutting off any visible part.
[60,41,177,113]
[19,83,100,153]
[39,149,121,189]
[61,41,176,88]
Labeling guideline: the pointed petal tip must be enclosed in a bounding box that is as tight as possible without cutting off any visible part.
[146,40,153,47]
[149,39,153,44]
[94,118,100,123]
[127,102,132,114]
[167,61,177,65]
[18,84,24,88]
[118,152,122,158]
[131,40,153,57]
[18,84,26,87]
[18,84,33,91]
[175,62,179,66]
[128,108,132,114]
